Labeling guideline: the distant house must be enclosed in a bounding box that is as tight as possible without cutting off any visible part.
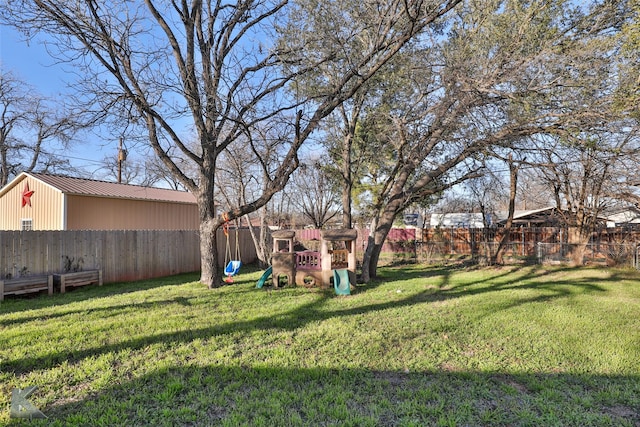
[403,213,426,229]
[430,212,489,228]
[430,207,568,228]
[494,206,614,228]
[0,172,198,231]
[604,206,640,228]
[494,207,562,227]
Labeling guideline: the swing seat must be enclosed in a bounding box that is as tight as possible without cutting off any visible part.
[224,260,242,276]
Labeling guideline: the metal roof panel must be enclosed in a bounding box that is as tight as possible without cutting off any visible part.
[27,173,196,204]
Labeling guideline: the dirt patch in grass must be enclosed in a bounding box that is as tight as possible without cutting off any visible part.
[372,370,410,386]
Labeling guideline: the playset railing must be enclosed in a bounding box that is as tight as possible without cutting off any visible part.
[296,251,321,271]
[331,249,349,268]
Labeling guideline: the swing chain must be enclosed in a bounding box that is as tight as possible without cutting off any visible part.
[222,213,232,267]
[235,226,241,260]
[221,213,241,279]
[222,213,230,237]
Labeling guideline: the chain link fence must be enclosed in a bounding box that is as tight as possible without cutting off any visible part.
[535,242,638,268]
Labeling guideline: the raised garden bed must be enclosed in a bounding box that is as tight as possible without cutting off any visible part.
[0,275,53,301]
[53,270,103,293]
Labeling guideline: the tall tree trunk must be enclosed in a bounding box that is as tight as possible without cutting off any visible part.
[342,131,353,229]
[361,216,379,283]
[246,209,270,269]
[568,226,589,266]
[492,156,519,265]
[361,212,396,282]
[361,165,414,282]
[197,178,224,288]
[339,98,363,230]
[199,216,222,288]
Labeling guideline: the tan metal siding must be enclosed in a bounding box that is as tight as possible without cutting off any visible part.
[65,195,199,230]
[0,177,63,230]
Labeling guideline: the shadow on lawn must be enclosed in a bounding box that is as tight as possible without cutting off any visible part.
[2,265,635,375]
[0,272,202,317]
[14,364,640,426]
[0,295,196,328]
[3,266,640,425]
[360,263,610,312]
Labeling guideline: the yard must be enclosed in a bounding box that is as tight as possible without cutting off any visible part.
[1,264,639,426]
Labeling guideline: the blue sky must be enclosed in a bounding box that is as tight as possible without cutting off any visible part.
[1,19,324,183]
[1,26,116,177]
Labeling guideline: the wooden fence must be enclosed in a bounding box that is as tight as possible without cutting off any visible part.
[0,229,257,284]
[418,227,640,257]
[5,226,637,286]
[294,226,640,266]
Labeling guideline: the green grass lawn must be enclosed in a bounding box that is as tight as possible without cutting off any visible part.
[1,264,639,426]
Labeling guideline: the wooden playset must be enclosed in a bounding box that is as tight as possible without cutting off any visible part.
[262,229,357,294]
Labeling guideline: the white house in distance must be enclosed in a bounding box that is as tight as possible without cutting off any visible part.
[604,206,640,228]
[0,172,199,231]
[430,212,489,228]
[429,208,561,228]
[403,213,426,229]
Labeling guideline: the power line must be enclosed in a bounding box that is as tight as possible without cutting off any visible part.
[64,154,105,165]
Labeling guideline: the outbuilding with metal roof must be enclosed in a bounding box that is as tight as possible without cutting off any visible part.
[0,172,199,231]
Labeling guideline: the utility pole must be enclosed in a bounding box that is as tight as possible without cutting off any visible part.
[117,137,127,183]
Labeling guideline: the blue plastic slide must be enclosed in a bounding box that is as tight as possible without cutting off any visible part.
[333,269,351,295]
[256,266,273,288]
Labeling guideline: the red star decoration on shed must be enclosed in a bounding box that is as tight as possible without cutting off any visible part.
[21,183,34,207]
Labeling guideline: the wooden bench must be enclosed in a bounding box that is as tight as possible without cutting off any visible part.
[0,275,54,301]
[53,270,103,293]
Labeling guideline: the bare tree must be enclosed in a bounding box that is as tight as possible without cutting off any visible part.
[99,154,142,185]
[0,71,80,187]
[289,159,340,228]
[215,136,272,266]
[2,0,461,286]
[462,170,508,227]
[530,129,640,265]
[515,167,556,211]
[142,152,194,190]
[432,194,475,217]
